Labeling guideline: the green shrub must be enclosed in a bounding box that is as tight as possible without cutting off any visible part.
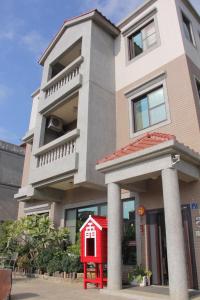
[68,255,83,273]
[36,248,54,273]
[61,252,70,273]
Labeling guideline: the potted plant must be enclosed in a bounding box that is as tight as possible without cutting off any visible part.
[128,265,152,287]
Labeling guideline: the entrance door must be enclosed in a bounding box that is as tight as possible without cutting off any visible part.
[146,206,198,289]
[146,209,168,285]
[182,205,198,289]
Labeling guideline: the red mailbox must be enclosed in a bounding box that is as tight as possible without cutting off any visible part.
[80,215,107,289]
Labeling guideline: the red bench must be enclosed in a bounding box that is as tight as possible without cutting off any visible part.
[0,269,12,300]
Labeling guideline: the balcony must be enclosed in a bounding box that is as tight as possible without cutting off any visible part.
[30,129,79,185]
[39,56,83,113]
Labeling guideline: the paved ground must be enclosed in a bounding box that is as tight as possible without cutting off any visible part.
[11,276,200,300]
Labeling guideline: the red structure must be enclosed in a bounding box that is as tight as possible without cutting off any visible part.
[80,215,107,289]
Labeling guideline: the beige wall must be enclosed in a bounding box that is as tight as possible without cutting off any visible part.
[116,54,200,152]
[187,56,200,128]
[138,177,200,288]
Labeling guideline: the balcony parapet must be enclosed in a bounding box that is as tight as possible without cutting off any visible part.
[35,128,79,167]
[39,56,83,114]
[30,129,79,185]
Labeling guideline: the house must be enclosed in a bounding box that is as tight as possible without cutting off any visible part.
[0,140,24,221]
[15,0,200,299]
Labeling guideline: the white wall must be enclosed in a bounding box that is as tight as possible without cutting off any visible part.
[115,0,185,91]
[29,90,40,131]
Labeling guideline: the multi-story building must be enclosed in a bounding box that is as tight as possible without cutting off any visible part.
[15,0,200,299]
[0,140,24,221]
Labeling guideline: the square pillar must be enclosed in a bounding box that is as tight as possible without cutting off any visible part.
[107,182,122,290]
[161,168,189,300]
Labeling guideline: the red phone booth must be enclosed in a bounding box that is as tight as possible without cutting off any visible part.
[80,215,107,289]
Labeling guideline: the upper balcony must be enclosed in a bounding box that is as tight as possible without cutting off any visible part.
[30,93,80,187]
[39,39,83,114]
[39,56,83,114]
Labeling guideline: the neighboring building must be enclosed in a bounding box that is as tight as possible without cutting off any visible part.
[0,140,24,221]
[15,0,200,299]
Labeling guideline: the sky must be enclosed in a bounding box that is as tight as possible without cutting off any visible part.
[0,0,200,145]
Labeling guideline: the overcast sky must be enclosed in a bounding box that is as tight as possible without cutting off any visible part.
[0,0,199,145]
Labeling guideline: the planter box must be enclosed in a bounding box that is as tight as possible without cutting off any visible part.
[130,276,151,287]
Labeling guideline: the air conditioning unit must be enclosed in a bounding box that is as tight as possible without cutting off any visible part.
[47,116,63,132]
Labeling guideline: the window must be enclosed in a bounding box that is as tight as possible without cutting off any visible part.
[182,13,195,45]
[128,20,157,60]
[122,199,136,265]
[132,86,167,132]
[65,198,137,265]
[196,79,200,100]
[65,203,107,243]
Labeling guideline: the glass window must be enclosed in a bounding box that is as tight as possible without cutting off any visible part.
[196,80,200,100]
[99,204,107,216]
[143,21,157,49]
[122,199,136,265]
[77,206,98,232]
[65,209,76,244]
[134,96,149,131]
[182,13,194,45]
[132,31,143,57]
[65,199,137,266]
[133,86,167,132]
[129,20,156,60]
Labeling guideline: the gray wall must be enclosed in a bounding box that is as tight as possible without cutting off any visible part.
[85,22,116,186]
[0,140,24,220]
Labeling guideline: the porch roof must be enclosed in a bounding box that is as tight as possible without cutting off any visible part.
[96,132,200,184]
[97,132,175,165]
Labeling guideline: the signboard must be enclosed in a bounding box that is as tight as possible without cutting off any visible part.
[191,203,199,210]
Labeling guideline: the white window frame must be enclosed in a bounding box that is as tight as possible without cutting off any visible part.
[125,73,171,138]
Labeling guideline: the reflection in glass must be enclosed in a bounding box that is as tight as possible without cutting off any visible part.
[134,97,149,131]
[122,199,136,265]
[132,31,143,56]
[77,206,98,231]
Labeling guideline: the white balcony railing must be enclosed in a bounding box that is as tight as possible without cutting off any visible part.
[35,129,79,168]
[43,56,83,100]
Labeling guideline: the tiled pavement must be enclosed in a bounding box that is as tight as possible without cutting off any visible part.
[11,276,200,300]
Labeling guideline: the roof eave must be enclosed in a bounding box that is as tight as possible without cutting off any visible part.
[117,0,157,29]
[39,10,120,66]
[96,140,200,173]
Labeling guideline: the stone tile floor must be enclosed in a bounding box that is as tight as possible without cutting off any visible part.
[11,276,200,300]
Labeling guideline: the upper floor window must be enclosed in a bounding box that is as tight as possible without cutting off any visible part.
[128,20,157,60]
[196,79,200,100]
[182,13,195,45]
[132,86,167,132]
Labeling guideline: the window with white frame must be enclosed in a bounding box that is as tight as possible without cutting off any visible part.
[132,86,167,132]
[182,13,195,45]
[128,20,157,60]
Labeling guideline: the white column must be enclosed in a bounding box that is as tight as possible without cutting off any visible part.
[107,182,122,290]
[161,168,188,300]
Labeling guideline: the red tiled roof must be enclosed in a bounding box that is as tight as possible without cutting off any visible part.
[97,132,175,164]
[92,216,107,228]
